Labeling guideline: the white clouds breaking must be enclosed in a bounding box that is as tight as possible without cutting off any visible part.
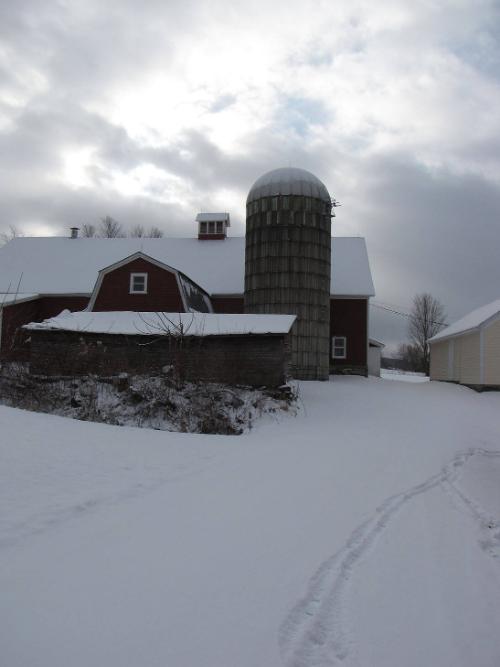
[1,0,500,346]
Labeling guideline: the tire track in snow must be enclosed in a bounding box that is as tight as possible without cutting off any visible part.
[442,449,500,560]
[279,449,500,667]
[0,455,218,550]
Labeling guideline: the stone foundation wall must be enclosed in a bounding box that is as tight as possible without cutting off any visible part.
[28,330,290,387]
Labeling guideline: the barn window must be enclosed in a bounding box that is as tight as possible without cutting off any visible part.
[332,336,346,359]
[130,272,148,294]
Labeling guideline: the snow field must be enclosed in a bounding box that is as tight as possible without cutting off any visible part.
[1,376,500,666]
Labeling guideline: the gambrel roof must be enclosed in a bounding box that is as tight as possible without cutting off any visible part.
[0,236,375,298]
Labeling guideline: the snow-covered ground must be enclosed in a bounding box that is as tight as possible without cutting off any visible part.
[1,376,500,667]
[381,368,430,382]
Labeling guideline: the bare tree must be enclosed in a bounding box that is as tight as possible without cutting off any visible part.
[130,224,145,238]
[130,224,164,238]
[98,215,125,238]
[148,226,164,238]
[81,223,97,238]
[397,343,422,372]
[0,225,23,245]
[408,293,446,374]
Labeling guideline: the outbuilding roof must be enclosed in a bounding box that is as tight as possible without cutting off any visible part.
[24,310,297,337]
[0,236,375,298]
[429,298,500,343]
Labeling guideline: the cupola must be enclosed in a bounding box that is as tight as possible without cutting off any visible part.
[196,212,230,240]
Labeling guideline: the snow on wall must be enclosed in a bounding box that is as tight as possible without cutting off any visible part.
[24,311,297,337]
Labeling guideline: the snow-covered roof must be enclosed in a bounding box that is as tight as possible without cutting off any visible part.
[247,167,331,203]
[429,298,500,343]
[0,236,374,298]
[195,212,230,224]
[0,293,39,306]
[24,311,297,337]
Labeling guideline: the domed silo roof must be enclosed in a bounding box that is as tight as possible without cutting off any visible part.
[247,167,330,204]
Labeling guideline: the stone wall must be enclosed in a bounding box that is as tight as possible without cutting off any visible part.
[28,330,290,387]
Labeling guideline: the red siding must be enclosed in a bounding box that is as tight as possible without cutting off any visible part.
[37,296,90,319]
[1,300,39,359]
[92,258,184,312]
[330,298,368,368]
[1,296,90,360]
[211,296,245,314]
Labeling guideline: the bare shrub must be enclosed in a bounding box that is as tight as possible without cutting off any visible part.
[0,364,298,434]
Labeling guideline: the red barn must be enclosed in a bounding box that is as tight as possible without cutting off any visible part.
[0,228,374,375]
[0,163,376,381]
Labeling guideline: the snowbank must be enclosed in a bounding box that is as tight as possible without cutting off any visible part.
[1,377,499,667]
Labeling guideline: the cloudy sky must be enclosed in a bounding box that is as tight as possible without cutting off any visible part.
[2,0,500,349]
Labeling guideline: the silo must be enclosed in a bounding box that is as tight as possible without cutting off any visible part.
[244,167,332,380]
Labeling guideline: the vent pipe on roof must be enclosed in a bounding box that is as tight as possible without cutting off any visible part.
[70,227,79,239]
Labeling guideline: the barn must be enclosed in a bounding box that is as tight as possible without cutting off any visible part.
[429,298,500,390]
[0,168,375,380]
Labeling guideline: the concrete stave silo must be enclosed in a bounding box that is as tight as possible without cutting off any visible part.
[244,167,332,380]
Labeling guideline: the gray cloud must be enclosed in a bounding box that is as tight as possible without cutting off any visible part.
[1,0,500,352]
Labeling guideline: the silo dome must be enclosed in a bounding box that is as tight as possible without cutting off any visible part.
[247,167,331,204]
[244,167,333,381]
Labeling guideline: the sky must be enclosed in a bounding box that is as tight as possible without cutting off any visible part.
[1,0,500,350]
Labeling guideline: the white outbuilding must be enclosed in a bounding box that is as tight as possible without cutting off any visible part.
[429,298,500,389]
[368,338,385,377]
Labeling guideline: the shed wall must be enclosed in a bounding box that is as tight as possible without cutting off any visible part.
[430,340,449,380]
[456,332,481,385]
[1,296,89,360]
[28,330,290,387]
[368,346,381,377]
[484,317,500,385]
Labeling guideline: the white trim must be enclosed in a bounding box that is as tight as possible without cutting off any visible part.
[177,272,214,314]
[129,272,148,294]
[448,339,454,379]
[366,299,370,366]
[332,336,347,359]
[479,328,485,385]
[175,273,189,313]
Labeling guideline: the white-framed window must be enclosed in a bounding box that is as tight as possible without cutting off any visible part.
[332,336,347,359]
[130,272,148,294]
[199,220,225,235]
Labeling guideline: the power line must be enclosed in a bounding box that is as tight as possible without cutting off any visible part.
[370,301,411,319]
[370,301,448,327]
